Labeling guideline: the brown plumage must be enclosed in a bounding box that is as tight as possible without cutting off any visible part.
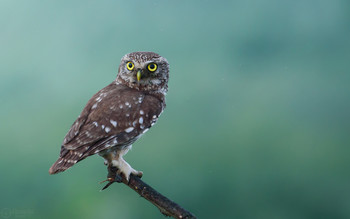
[49,52,169,180]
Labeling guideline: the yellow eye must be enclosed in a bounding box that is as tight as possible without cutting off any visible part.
[126,61,134,71]
[147,63,157,72]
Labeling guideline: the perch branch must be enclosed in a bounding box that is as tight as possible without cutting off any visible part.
[101,166,196,219]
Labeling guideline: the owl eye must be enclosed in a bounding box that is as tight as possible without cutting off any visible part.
[147,63,157,72]
[126,61,134,71]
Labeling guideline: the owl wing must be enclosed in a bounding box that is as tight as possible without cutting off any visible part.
[62,82,164,153]
[62,83,110,146]
[49,82,164,175]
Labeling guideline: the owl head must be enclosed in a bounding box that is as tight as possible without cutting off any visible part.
[116,52,169,94]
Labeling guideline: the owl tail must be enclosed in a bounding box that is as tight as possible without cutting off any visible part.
[49,149,83,174]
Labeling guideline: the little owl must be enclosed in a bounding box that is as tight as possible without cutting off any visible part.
[49,51,169,181]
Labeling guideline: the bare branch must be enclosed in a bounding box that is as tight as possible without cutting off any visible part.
[101,166,197,219]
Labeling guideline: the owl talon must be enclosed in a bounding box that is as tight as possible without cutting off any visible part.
[133,170,143,178]
[116,168,143,182]
[117,169,131,182]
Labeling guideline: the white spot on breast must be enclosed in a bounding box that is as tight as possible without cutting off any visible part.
[138,96,143,103]
[126,113,130,117]
[139,117,143,124]
[93,121,99,127]
[110,120,117,127]
[132,120,137,127]
[105,127,111,133]
[152,115,157,119]
[140,110,144,115]
[119,104,123,109]
[125,102,130,106]
[102,125,105,129]
[92,103,98,109]
[125,127,134,133]
[140,124,145,129]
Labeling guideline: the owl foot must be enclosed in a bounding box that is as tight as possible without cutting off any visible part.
[119,169,143,179]
[113,159,143,182]
[100,164,142,190]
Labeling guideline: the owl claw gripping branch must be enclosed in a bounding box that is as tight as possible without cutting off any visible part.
[100,165,136,190]
[49,52,169,183]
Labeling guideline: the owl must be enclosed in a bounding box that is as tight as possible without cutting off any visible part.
[49,52,169,181]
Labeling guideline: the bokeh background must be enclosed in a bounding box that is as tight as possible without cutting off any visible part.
[1,0,349,218]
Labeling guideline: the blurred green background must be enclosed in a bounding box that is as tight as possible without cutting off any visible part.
[1,0,349,218]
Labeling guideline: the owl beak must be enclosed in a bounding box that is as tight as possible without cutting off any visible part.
[136,70,142,81]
